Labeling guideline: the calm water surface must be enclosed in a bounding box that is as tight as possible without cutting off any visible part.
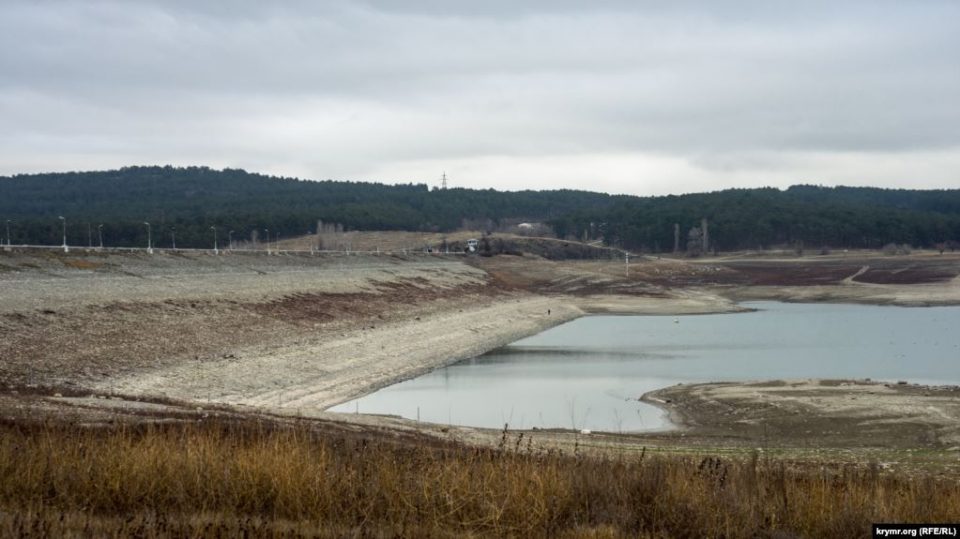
[330,302,960,432]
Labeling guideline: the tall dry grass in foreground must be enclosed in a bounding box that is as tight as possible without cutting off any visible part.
[0,420,957,538]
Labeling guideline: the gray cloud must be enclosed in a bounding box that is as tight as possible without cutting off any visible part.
[1,0,958,193]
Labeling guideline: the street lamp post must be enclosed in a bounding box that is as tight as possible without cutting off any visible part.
[5,220,10,247]
[264,228,270,255]
[211,226,218,255]
[58,216,68,253]
[144,222,152,254]
[228,230,234,250]
[97,224,103,250]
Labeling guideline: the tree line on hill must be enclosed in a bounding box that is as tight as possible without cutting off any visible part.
[0,166,621,249]
[1,166,958,252]
[550,185,960,252]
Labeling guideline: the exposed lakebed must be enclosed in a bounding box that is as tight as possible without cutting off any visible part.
[330,302,960,432]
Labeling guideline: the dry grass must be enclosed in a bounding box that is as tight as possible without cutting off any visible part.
[1,420,957,538]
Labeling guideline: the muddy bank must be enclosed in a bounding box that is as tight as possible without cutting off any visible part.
[643,380,960,449]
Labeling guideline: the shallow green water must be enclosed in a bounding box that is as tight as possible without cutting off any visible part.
[330,302,960,432]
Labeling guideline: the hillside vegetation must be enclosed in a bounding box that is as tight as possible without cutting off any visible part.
[2,166,959,251]
[0,166,620,249]
[554,185,960,252]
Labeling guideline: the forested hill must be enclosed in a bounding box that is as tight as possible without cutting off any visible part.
[552,185,960,252]
[1,165,959,251]
[0,166,623,247]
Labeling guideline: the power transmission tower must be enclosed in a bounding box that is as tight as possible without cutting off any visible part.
[441,172,448,190]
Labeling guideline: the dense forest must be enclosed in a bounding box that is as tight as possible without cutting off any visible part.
[551,185,960,252]
[1,166,958,252]
[0,166,623,249]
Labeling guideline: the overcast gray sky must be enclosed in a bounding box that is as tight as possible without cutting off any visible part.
[1,1,958,195]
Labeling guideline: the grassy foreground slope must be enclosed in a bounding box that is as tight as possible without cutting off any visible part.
[2,420,958,538]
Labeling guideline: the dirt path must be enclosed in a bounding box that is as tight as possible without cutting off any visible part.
[842,265,870,284]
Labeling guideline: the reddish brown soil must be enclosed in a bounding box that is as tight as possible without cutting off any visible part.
[853,265,959,284]
[708,257,959,286]
[711,261,857,285]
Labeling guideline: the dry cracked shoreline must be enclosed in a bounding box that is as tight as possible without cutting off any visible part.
[3,247,960,456]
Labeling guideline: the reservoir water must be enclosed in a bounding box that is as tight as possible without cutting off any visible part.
[329,302,960,432]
